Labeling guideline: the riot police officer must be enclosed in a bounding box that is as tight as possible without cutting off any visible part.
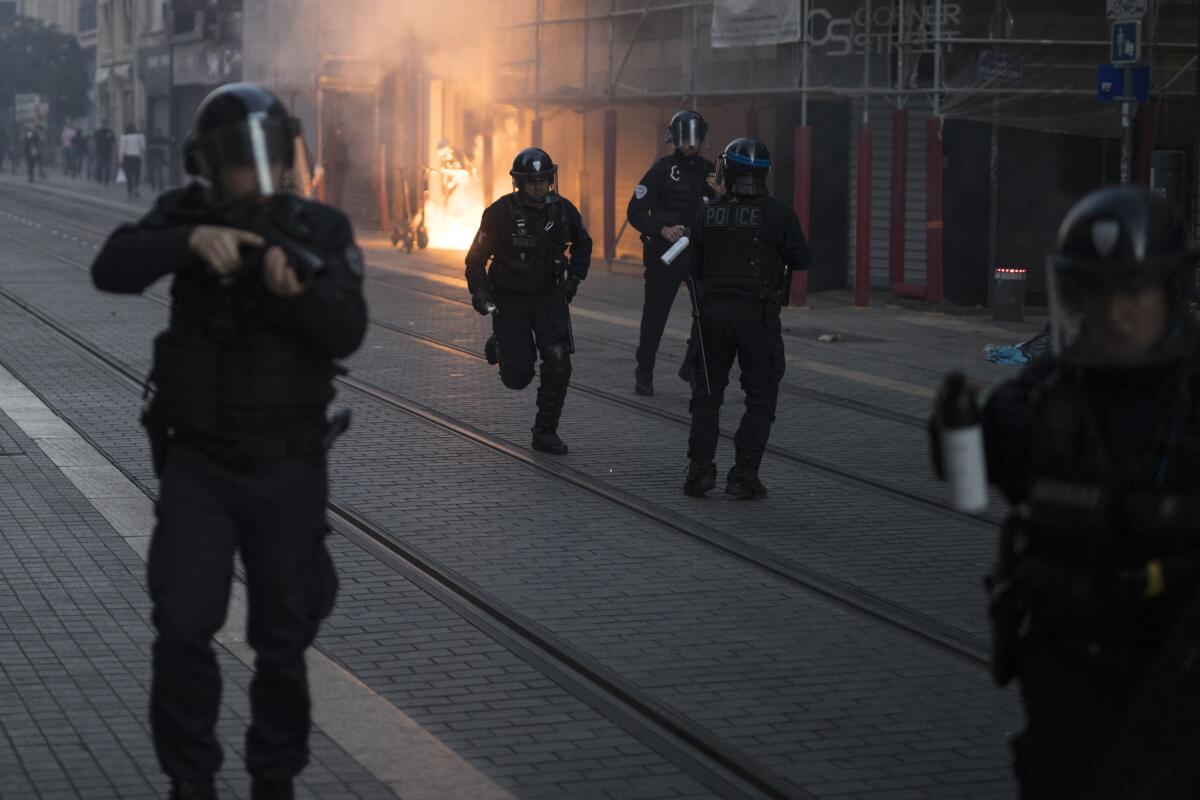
[934,187,1200,798]
[627,110,717,396]
[91,84,367,800]
[682,138,810,498]
[466,147,592,455]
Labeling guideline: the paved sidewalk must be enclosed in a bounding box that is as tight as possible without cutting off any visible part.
[0,359,512,799]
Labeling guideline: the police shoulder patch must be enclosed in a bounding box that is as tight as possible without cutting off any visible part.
[634,184,648,200]
[345,245,365,277]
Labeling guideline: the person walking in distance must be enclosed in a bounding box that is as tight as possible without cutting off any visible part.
[94,119,115,185]
[120,122,147,199]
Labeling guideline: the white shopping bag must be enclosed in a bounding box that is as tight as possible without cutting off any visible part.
[115,167,127,185]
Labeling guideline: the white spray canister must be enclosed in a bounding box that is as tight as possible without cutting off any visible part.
[938,372,989,512]
[660,235,691,265]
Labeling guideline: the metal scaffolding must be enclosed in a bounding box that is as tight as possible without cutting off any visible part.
[491,0,1199,139]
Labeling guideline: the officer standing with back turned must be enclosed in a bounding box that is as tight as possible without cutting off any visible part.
[91,83,367,800]
[466,147,592,455]
[683,138,810,499]
[627,110,717,396]
[932,187,1200,798]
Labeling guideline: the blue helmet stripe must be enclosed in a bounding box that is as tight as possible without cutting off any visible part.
[725,151,770,168]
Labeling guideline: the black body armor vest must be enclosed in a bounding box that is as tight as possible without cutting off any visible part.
[658,155,708,227]
[146,194,338,433]
[1013,358,1200,662]
[488,197,568,293]
[700,196,782,296]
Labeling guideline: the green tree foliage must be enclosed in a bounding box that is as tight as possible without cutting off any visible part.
[0,17,90,124]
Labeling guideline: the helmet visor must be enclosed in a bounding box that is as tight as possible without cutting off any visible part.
[196,112,294,196]
[1047,254,1176,366]
[672,117,704,148]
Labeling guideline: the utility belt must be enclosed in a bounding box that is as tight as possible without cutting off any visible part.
[145,408,351,475]
[987,515,1200,685]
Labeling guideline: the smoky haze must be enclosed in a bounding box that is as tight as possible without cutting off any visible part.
[244,0,505,99]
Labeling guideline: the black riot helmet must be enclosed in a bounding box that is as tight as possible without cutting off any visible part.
[668,110,707,149]
[509,147,557,205]
[183,83,301,200]
[1048,186,1197,366]
[717,138,771,197]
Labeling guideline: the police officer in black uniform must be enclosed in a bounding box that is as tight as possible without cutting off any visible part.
[466,147,592,455]
[91,84,367,800]
[934,187,1200,798]
[683,138,810,499]
[627,110,717,396]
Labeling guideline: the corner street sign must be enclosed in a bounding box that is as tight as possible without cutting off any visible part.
[1111,20,1141,64]
[1107,0,1148,20]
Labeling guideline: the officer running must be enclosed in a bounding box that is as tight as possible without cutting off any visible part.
[91,84,367,800]
[682,138,810,499]
[627,110,717,396]
[466,147,592,455]
[934,187,1200,798]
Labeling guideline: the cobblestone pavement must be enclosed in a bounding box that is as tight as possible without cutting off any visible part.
[0,174,1041,799]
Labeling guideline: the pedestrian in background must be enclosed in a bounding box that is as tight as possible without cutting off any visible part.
[23,127,42,184]
[147,127,168,192]
[94,119,115,185]
[61,123,76,177]
[120,122,147,199]
[75,129,90,181]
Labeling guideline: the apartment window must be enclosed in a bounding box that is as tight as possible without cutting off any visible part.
[79,0,97,31]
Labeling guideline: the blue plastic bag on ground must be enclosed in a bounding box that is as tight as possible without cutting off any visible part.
[984,345,1030,365]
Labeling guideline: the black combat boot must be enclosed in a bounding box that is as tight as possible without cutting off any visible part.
[634,367,654,397]
[677,360,694,385]
[682,460,717,496]
[725,465,768,499]
[531,424,568,455]
[484,334,499,365]
[168,778,217,800]
[250,777,294,800]
[532,380,569,455]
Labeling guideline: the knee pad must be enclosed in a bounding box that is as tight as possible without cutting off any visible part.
[500,368,535,390]
[541,343,572,385]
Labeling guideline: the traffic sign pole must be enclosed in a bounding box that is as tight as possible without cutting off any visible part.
[1121,65,1134,184]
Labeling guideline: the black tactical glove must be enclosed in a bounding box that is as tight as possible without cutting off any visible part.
[559,275,580,304]
[471,288,496,316]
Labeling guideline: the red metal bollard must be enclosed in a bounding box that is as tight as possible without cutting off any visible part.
[926,117,945,305]
[790,126,812,307]
[889,109,908,291]
[603,109,617,263]
[1136,100,1157,186]
[854,128,872,307]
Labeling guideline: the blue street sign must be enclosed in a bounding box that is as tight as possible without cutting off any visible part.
[1097,64,1150,102]
[977,50,1023,81]
[1111,20,1141,64]
[1131,64,1151,102]
[1098,63,1123,101]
